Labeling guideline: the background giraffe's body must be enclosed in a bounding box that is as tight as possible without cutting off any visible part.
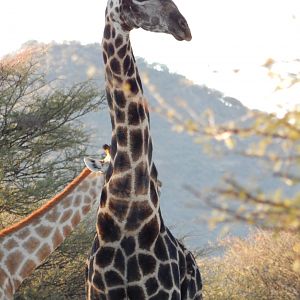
[0,169,104,300]
[85,0,202,299]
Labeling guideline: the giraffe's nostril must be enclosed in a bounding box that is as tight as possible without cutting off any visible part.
[174,18,192,41]
[179,18,186,29]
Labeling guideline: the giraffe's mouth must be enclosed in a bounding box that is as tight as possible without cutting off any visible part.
[172,30,192,41]
[184,31,192,41]
[173,34,192,41]
[168,13,192,42]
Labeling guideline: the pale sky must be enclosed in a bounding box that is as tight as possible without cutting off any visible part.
[1,0,300,113]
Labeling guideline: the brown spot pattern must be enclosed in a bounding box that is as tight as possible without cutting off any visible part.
[52,229,63,249]
[71,212,81,227]
[84,195,92,204]
[46,207,60,222]
[6,251,23,274]
[78,181,89,192]
[16,228,30,239]
[74,194,82,206]
[82,205,91,215]
[23,237,40,253]
[36,244,51,261]
[0,268,7,286]
[63,225,72,236]
[4,239,18,251]
[60,209,73,223]
[89,188,97,198]
[62,196,72,209]
[19,260,36,279]
[36,225,52,238]
[108,198,130,222]
[13,279,21,291]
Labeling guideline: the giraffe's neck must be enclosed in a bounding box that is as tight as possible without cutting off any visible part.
[0,169,104,300]
[103,17,154,192]
[97,17,161,244]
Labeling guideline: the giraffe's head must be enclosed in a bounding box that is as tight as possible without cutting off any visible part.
[107,0,192,41]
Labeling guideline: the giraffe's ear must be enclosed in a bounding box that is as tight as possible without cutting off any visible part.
[84,157,106,173]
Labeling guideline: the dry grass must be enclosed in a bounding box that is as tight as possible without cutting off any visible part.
[199,229,300,300]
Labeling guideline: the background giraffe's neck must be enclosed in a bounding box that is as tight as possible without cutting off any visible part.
[0,169,104,300]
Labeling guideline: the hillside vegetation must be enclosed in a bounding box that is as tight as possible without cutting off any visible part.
[202,230,300,300]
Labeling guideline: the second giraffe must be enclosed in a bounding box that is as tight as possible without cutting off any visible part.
[85,0,202,299]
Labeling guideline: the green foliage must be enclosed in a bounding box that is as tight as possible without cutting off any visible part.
[0,52,105,298]
[0,53,105,224]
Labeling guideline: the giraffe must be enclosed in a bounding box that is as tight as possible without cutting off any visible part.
[85,0,202,299]
[0,167,105,300]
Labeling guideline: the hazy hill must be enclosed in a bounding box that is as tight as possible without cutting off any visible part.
[22,41,266,248]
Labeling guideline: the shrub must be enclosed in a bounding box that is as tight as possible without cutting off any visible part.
[201,229,300,300]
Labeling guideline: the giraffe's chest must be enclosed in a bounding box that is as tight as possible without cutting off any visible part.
[97,198,159,243]
[86,229,187,300]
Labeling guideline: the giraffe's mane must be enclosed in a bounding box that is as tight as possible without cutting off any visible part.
[0,168,92,238]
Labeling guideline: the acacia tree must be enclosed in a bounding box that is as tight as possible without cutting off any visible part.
[145,59,300,279]
[0,51,105,298]
[149,58,300,233]
[200,109,300,233]
[0,51,105,228]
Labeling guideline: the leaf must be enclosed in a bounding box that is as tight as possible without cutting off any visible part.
[292,259,300,273]
[293,243,300,254]
[262,58,275,69]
